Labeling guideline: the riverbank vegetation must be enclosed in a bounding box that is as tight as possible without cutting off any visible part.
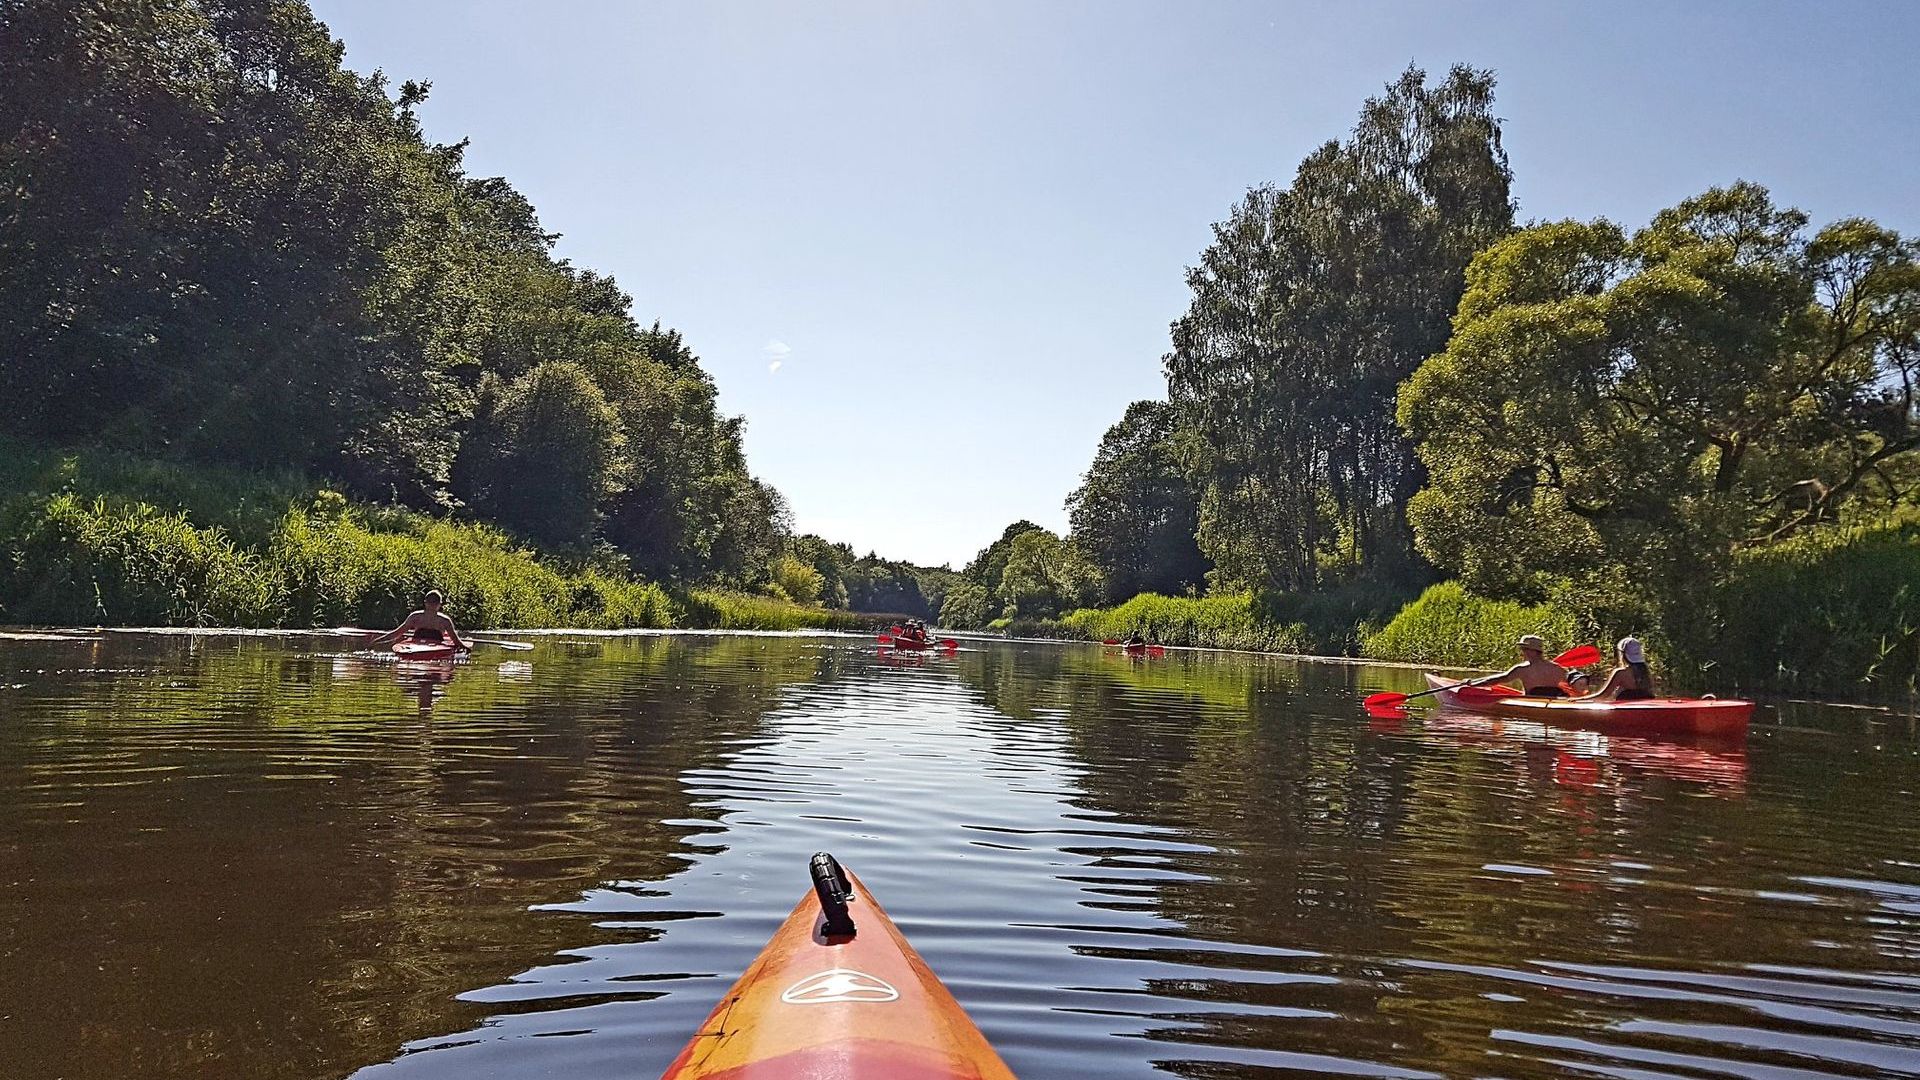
[4,5,1913,695]
[0,1,912,633]
[942,66,1920,697]
[0,447,877,631]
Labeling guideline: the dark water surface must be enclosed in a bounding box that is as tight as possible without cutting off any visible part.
[3,632,1919,1079]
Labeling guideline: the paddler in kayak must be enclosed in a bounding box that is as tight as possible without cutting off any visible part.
[901,618,929,645]
[368,590,471,653]
[1576,636,1656,701]
[1471,633,1586,698]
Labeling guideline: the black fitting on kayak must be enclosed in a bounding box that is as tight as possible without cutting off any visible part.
[810,851,857,937]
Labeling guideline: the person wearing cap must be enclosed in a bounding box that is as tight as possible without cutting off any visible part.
[1576,637,1656,701]
[1469,633,1581,698]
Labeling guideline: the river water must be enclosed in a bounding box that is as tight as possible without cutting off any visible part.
[2,631,1917,1079]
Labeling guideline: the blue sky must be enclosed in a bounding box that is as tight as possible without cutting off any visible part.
[312,1,1919,567]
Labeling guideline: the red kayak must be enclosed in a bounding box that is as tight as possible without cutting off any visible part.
[661,854,1016,1080]
[392,641,458,661]
[878,635,956,652]
[1423,673,1753,737]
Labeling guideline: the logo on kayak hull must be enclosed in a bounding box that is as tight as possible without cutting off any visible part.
[780,968,899,1004]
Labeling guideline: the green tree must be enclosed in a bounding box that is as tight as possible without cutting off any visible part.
[601,328,783,583]
[999,529,1100,620]
[769,553,825,605]
[843,556,931,615]
[0,0,419,469]
[1164,64,1513,592]
[1067,400,1209,602]
[962,520,1044,596]
[456,362,621,547]
[938,581,996,630]
[912,564,964,620]
[0,1,793,584]
[1399,182,1920,638]
[788,534,852,608]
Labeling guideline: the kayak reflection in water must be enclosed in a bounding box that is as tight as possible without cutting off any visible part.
[1470,633,1587,698]
[367,589,472,652]
[1576,636,1656,701]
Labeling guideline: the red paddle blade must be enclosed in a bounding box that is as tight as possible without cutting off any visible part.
[938,639,959,650]
[1555,644,1603,667]
[875,634,895,644]
[1102,639,1122,646]
[1363,690,1410,709]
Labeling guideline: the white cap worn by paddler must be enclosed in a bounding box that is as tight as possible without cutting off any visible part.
[1618,636,1646,664]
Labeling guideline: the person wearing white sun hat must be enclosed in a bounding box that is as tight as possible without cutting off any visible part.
[1576,636,1657,701]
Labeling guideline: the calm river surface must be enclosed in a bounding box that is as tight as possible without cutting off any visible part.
[3,631,1919,1079]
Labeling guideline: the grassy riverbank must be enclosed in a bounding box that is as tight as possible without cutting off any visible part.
[0,448,873,633]
[1023,524,1920,699]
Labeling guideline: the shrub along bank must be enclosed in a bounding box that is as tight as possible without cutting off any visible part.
[1360,582,1581,669]
[0,455,875,633]
[1023,519,1920,699]
[1045,586,1410,656]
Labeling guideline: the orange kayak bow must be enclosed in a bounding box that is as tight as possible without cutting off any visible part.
[661,853,1017,1080]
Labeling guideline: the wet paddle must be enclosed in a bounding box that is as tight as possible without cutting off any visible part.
[328,627,528,652]
[467,637,533,651]
[1362,644,1603,710]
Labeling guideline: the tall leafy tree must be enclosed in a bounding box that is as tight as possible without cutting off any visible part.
[998,528,1100,620]
[1400,183,1920,633]
[1,0,793,582]
[1066,400,1209,601]
[1164,65,1513,592]
[0,0,420,466]
[455,362,621,548]
[962,520,1044,594]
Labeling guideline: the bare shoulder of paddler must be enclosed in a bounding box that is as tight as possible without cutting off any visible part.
[368,607,428,647]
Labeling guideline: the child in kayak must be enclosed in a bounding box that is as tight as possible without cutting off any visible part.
[1473,634,1581,697]
[1577,637,1655,701]
[369,590,471,652]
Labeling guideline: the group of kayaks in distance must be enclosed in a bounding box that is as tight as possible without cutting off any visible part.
[339,595,1753,1076]
[359,593,1748,738]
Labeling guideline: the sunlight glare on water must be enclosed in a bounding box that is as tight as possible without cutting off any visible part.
[1,632,1918,1079]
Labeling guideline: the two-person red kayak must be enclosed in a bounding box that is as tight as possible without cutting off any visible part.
[877,626,958,651]
[661,853,1015,1079]
[1420,673,1753,737]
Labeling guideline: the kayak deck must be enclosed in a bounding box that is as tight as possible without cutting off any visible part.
[1424,673,1752,736]
[392,641,457,661]
[662,855,1015,1080]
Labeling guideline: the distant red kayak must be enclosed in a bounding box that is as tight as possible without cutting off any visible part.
[660,854,1016,1080]
[392,641,457,661]
[878,635,956,652]
[1424,673,1752,737]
